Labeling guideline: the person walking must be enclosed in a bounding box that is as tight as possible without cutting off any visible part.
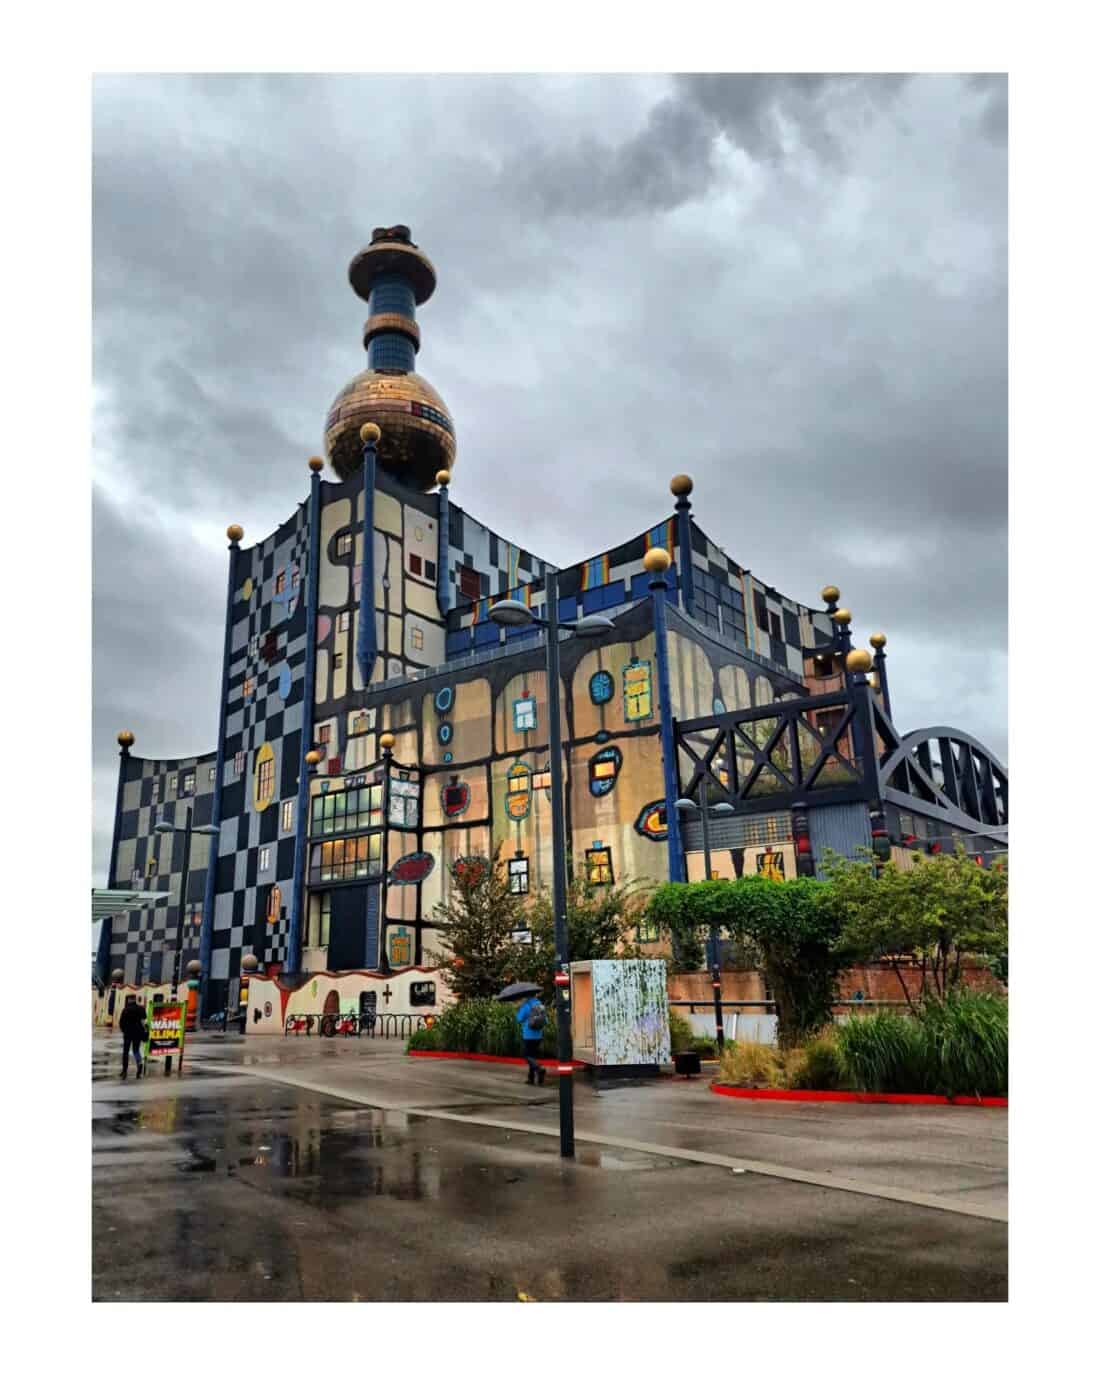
[118,995,147,1080]
[516,993,547,1086]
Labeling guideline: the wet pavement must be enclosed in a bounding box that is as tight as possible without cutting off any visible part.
[92,1033,1008,1301]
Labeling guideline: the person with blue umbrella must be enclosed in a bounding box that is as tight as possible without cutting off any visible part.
[497,981,546,1086]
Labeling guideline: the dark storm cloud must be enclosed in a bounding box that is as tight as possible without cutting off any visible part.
[92,74,1007,880]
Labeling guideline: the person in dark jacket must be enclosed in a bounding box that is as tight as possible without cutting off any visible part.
[118,996,147,1080]
[515,995,547,1086]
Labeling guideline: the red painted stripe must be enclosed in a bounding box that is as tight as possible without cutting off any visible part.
[709,1084,1006,1108]
[407,1050,585,1068]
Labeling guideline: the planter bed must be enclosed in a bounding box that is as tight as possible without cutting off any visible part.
[709,1083,1006,1107]
[408,1050,585,1069]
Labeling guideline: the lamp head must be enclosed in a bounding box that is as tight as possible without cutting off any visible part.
[488,598,535,627]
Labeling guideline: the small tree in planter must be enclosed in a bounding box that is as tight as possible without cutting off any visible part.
[434,846,525,1001]
[819,844,1008,1013]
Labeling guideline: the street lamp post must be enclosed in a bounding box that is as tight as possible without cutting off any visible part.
[155,807,219,1000]
[675,783,735,1051]
[490,574,613,1159]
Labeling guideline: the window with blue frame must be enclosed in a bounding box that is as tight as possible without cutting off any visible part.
[589,670,614,704]
[513,696,536,732]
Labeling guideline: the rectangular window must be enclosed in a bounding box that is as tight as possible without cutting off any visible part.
[813,654,835,679]
[508,856,530,895]
[637,918,660,943]
[425,560,437,581]
[208,765,217,782]
[130,868,141,884]
[336,533,352,556]
[409,553,423,577]
[623,660,653,722]
[333,652,343,670]
[321,893,331,946]
[169,775,178,793]
[291,563,300,590]
[243,677,255,698]
[459,565,481,601]
[281,799,294,832]
[532,769,551,790]
[769,611,783,641]
[513,697,537,732]
[259,846,271,871]
[585,846,613,886]
[150,779,160,804]
[182,773,195,795]
[311,782,384,836]
[146,859,158,878]
[754,589,768,629]
[249,634,259,657]
[275,570,286,594]
[317,724,331,745]
[388,775,420,829]
[257,755,275,804]
[234,751,245,775]
[337,611,351,633]
[309,832,383,883]
[411,626,424,650]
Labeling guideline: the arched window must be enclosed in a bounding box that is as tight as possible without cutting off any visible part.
[267,885,282,925]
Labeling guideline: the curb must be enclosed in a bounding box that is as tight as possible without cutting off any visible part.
[408,1050,585,1070]
[709,1083,1007,1108]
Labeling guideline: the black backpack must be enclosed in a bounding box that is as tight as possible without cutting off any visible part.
[526,1001,546,1032]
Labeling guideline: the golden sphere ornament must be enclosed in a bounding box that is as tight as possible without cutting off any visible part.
[643,547,672,574]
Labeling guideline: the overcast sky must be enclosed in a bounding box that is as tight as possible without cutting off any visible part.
[92,73,1007,883]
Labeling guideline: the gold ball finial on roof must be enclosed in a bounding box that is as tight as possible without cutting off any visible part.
[846,648,873,674]
[436,469,451,488]
[869,631,887,649]
[821,585,840,604]
[241,953,259,973]
[379,731,396,752]
[304,749,323,767]
[360,421,382,445]
[117,729,135,749]
[832,608,852,625]
[643,547,672,575]
[308,455,325,473]
[226,524,244,544]
[670,474,694,497]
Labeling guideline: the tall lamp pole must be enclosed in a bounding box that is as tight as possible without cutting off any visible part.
[675,784,734,1050]
[490,579,614,1158]
[155,807,219,999]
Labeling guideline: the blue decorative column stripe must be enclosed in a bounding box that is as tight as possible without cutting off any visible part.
[649,561,686,883]
[356,434,379,688]
[287,469,323,975]
[674,489,695,620]
[199,530,241,1017]
[436,476,451,615]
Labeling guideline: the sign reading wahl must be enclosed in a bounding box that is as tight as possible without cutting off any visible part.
[146,1002,186,1061]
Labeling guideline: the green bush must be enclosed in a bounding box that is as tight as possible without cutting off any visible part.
[668,1009,694,1052]
[406,998,558,1057]
[786,1031,845,1090]
[689,1036,718,1058]
[835,992,1007,1098]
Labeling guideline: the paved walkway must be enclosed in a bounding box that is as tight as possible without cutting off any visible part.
[153,1032,1009,1221]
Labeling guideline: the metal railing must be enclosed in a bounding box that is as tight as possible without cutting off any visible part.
[283,1011,434,1039]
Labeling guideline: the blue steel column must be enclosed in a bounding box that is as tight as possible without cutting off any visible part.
[436,468,451,616]
[286,461,324,975]
[355,425,380,688]
[871,633,892,720]
[108,732,132,888]
[199,525,242,1018]
[671,474,695,619]
[647,549,686,882]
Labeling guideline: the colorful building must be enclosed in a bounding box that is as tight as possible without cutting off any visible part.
[99,226,1008,1013]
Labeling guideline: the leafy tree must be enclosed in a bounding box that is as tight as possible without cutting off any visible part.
[433,846,525,1001]
[648,876,846,1047]
[508,877,649,1002]
[819,844,1008,1013]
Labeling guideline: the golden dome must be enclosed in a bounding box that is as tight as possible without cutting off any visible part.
[832,608,852,625]
[821,585,840,603]
[869,631,887,649]
[308,455,324,472]
[643,547,672,574]
[846,648,873,673]
[325,369,456,489]
[436,469,451,487]
[117,729,135,748]
[379,731,396,751]
[670,474,694,497]
[226,524,244,543]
